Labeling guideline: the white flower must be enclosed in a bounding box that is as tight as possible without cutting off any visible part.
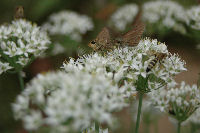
[186,108,200,124]
[186,6,200,30]
[82,123,109,133]
[107,38,186,92]
[142,1,187,34]
[109,4,138,31]
[149,81,200,122]
[42,10,94,42]
[22,110,43,130]
[197,44,200,49]
[12,71,126,132]
[0,62,13,74]
[63,38,186,95]
[0,19,50,74]
[51,42,66,55]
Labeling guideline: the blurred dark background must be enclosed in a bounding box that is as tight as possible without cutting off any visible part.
[0,0,199,133]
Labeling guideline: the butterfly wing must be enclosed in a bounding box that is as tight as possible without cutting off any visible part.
[95,27,113,49]
[96,27,111,43]
[122,22,145,46]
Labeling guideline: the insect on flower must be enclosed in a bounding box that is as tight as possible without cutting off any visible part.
[88,22,145,51]
[14,6,24,19]
[146,53,168,73]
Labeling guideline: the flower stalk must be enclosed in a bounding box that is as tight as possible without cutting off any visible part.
[18,71,24,90]
[135,92,144,133]
[95,123,99,133]
[177,121,181,133]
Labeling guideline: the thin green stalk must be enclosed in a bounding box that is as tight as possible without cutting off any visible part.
[135,92,144,133]
[95,123,99,133]
[145,122,150,133]
[177,121,181,133]
[154,120,158,133]
[190,123,196,133]
[18,71,24,90]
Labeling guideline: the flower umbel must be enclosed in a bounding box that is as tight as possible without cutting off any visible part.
[12,71,126,132]
[109,4,138,31]
[0,19,50,74]
[149,81,200,123]
[42,10,93,42]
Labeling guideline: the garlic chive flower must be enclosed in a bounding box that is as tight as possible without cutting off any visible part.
[109,4,138,31]
[63,38,186,95]
[82,123,108,133]
[186,6,200,30]
[12,71,126,132]
[42,10,94,42]
[142,1,187,34]
[0,19,50,74]
[62,53,137,98]
[186,108,200,125]
[106,38,186,93]
[149,81,200,123]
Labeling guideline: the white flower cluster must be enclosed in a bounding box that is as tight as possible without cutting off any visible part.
[63,53,136,98]
[149,82,200,122]
[197,44,200,50]
[109,4,138,31]
[108,38,186,92]
[63,38,186,95]
[42,10,94,41]
[82,123,108,133]
[186,6,200,30]
[0,19,50,74]
[142,1,187,34]
[51,42,66,55]
[12,71,126,132]
[186,108,200,124]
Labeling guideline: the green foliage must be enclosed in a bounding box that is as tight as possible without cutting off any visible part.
[135,75,149,93]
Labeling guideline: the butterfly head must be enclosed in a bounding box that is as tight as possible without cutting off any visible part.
[88,39,100,51]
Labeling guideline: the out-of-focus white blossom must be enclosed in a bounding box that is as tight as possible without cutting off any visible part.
[109,4,138,31]
[142,1,187,34]
[12,71,126,132]
[186,6,200,30]
[197,44,200,50]
[42,10,94,42]
[63,38,186,95]
[51,42,66,55]
[82,123,108,133]
[186,108,200,124]
[0,19,50,74]
[149,82,200,123]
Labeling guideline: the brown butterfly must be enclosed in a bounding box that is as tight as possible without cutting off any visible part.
[88,22,145,51]
[14,6,24,19]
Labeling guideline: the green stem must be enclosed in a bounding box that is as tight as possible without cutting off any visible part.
[154,120,158,133]
[135,92,144,133]
[145,122,150,133]
[18,71,24,90]
[95,123,99,133]
[177,121,181,133]
[190,123,196,133]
